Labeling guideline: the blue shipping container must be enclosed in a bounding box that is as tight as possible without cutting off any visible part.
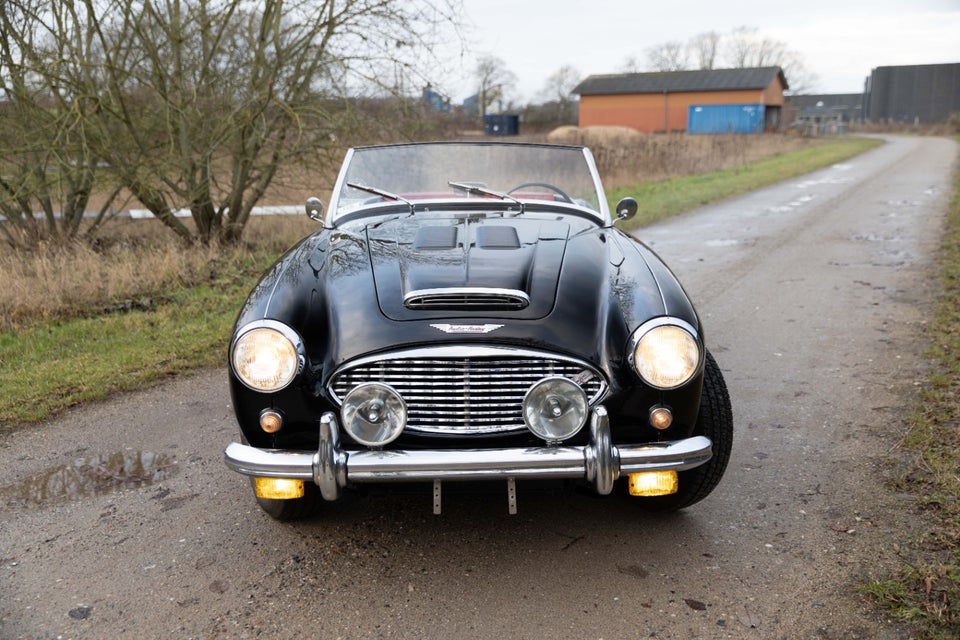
[688,104,766,134]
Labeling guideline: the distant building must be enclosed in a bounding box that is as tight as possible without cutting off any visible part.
[783,93,862,136]
[786,93,863,123]
[421,85,451,113]
[462,94,480,118]
[864,63,960,124]
[572,67,788,133]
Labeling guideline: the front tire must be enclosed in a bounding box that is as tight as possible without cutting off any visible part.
[637,350,733,511]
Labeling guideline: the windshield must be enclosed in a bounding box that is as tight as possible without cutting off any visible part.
[330,142,608,222]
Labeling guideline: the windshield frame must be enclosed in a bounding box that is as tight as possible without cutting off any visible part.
[327,142,611,226]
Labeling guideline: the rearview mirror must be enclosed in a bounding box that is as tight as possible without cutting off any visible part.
[615,197,638,222]
[305,197,325,222]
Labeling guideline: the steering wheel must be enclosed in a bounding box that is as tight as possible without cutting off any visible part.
[506,181,573,203]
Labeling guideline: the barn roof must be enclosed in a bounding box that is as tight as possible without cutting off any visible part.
[573,67,788,96]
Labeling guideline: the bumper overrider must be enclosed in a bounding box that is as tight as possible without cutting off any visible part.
[224,406,713,501]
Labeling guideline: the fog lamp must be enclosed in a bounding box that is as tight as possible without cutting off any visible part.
[341,382,407,447]
[628,471,678,497]
[523,377,588,442]
[259,409,283,434]
[649,406,673,431]
[254,477,305,500]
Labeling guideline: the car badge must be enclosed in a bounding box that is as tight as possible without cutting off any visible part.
[430,323,504,334]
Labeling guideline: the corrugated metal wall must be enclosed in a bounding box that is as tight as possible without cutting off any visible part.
[866,63,960,124]
[687,104,766,134]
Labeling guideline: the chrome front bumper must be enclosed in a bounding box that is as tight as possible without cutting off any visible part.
[223,406,713,500]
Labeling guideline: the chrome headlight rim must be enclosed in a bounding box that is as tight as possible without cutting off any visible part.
[522,375,589,443]
[230,319,305,393]
[627,317,702,391]
[340,382,408,447]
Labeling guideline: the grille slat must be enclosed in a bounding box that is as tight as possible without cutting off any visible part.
[329,351,605,435]
[404,288,530,311]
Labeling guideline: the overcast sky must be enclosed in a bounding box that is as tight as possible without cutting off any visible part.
[437,0,960,103]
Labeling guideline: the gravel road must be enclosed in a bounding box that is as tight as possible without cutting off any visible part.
[1,135,956,640]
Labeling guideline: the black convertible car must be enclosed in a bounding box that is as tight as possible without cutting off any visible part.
[224,142,732,519]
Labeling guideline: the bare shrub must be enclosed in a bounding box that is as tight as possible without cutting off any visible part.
[0,216,317,330]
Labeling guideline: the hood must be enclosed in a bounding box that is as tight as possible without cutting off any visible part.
[365,216,572,321]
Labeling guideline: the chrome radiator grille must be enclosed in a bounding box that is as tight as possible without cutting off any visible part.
[329,348,605,435]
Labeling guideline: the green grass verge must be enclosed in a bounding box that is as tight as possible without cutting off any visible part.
[859,142,960,639]
[0,283,245,430]
[608,136,884,228]
[0,136,885,433]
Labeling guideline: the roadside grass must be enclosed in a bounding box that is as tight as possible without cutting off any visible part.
[859,147,960,638]
[0,282,244,427]
[0,136,884,433]
[608,136,883,228]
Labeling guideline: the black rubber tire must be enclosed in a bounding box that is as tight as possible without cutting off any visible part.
[251,478,324,521]
[635,350,733,512]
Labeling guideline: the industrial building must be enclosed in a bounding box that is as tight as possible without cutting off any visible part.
[572,67,788,134]
[864,63,960,124]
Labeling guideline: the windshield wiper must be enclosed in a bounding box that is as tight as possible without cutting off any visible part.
[347,182,414,214]
[448,181,524,214]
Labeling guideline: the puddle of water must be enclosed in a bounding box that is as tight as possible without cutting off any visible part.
[850,233,904,243]
[704,238,740,247]
[1,451,176,508]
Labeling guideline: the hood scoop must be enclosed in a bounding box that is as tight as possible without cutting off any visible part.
[404,287,530,310]
[368,217,570,320]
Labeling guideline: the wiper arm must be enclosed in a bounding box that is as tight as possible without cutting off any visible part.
[448,181,524,214]
[347,182,414,214]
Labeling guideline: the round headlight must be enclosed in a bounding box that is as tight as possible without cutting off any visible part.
[523,376,588,443]
[341,383,407,447]
[629,322,701,389]
[232,323,303,392]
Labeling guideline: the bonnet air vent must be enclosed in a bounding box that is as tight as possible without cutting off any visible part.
[413,226,458,250]
[404,287,530,310]
[476,225,520,249]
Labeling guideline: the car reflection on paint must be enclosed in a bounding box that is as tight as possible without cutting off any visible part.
[223,141,733,520]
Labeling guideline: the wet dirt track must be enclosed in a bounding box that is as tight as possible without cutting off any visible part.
[1,135,956,639]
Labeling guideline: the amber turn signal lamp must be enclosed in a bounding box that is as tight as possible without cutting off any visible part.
[259,409,283,434]
[648,406,673,430]
[628,470,678,497]
[253,477,305,500]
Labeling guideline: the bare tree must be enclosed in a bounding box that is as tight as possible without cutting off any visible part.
[474,54,516,116]
[618,55,643,74]
[723,27,816,93]
[527,64,581,127]
[639,27,816,94]
[691,31,720,70]
[646,40,689,72]
[0,2,125,248]
[2,0,460,246]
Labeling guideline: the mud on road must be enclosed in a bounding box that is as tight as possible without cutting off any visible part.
[1,135,956,639]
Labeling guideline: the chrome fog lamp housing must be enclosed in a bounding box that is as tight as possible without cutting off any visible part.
[231,321,304,392]
[341,383,407,447]
[523,377,588,443]
[628,319,701,390]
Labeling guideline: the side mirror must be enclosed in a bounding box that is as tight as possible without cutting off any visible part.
[615,197,638,222]
[305,197,325,222]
